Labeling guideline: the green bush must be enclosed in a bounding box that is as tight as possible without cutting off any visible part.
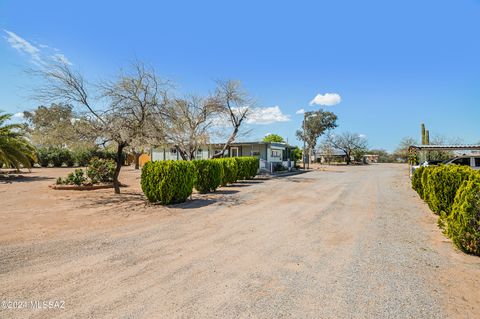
[424,165,473,215]
[192,159,224,193]
[412,165,480,256]
[234,157,259,180]
[86,157,115,184]
[141,160,195,204]
[215,158,238,186]
[446,175,480,255]
[411,166,425,195]
[74,148,93,167]
[36,148,51,167]
[57,169,87,186]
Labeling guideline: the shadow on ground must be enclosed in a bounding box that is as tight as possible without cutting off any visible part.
[0,175,55,184]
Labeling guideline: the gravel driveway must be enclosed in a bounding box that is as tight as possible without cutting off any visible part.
[1,164,479,318]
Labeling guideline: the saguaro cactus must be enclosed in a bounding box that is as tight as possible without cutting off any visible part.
[421,123,425,144]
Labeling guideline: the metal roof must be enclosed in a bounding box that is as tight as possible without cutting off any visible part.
[409,144,480,151]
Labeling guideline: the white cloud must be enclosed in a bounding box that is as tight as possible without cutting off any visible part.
[246,106,290,125]
[309,93,342,106]
[359,134,367,138]
[3,29,72,66]
[12,112,24,119]
[3,29,42,64]
[295,108,305,115]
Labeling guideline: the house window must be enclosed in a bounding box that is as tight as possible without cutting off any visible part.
[271,150,281,158]
[231,147,239,157]
[170,148,177,154]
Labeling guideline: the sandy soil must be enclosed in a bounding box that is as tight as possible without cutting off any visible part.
[0,164,479,318]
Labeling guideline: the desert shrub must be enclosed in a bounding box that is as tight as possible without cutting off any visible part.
[36,147,51,167]
[192,159,224,193]
[445,175,480,255]
[86,157,115,184]
[60,169,87,185]
[273,162,286,172]
[141,160,195,204]
[74,148,93,167]
[425,165,473,215]
[411,166,425,196]
[215,158,238,186]
[50,147,72,167]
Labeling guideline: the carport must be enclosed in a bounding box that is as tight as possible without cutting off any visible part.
[408,144,480,171]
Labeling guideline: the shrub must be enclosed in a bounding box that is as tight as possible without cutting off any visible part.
[74,148,93,167]
[215,158,238,186]
[424,165,473,215]
[411,166,425,195]
[446,175,480,255]
[141,160,195,204]
[192,159,224,193]
[64,169,87,185]
[36,148,51,167]
[50,147,72,167]
[234,157,259,180]
[86,157,115,184]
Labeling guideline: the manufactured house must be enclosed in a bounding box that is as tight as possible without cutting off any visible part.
[151,141,295,171]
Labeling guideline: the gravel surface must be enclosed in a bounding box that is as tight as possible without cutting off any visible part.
[1,164,479,318]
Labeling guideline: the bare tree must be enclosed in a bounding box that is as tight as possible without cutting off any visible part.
[394,136,418,162]
[210,80,251,158]
[30,60,168,193]
[324,132,368,164]
[162,95,219,160]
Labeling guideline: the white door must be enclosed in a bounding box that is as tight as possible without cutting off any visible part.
[231,147,239,157]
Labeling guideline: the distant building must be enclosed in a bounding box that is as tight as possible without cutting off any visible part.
[150,141,296,171]
[363,154,379,163]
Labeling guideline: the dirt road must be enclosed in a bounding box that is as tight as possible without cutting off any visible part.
[1,164,479,318]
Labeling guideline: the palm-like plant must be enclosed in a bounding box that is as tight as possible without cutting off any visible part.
[0,112,36,169]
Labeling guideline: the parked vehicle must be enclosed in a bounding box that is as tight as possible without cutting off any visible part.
[410,156,480,178]
[444,155,480,170]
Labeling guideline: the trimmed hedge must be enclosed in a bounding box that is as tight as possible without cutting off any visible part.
[446,175,480,255]
[234,157,259,180]
[141,156,259,205]
[193,159,224,193]
[141,160,195,204]
[412,165,480,255]
[418,165,472,215]
[214,158,238,186]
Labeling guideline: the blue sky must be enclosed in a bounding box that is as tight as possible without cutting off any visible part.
[1,0,479,152]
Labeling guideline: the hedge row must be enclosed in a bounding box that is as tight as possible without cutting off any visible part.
[412,165,480,255]
[141,157,259,204]
[36,147,125,167]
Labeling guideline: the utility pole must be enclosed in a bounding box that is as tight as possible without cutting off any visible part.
[303,112,306,169]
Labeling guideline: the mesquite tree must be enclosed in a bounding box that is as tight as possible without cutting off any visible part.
[324,132,368,164]
[211,80,251,158]
[162,95,220,160]
[30,60,168,193]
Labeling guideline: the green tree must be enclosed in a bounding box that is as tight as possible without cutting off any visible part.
[296,109,338,158]
[263,133,284,143]
[0,112,36,169]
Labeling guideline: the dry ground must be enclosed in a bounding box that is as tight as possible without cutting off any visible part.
[0,164,479,318]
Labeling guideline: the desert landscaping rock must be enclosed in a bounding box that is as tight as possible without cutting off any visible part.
[0,165,479,318]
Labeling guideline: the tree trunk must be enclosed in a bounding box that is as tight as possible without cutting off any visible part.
[134,152,141,170]
[113,142,126,194]
[212,126,239,158]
